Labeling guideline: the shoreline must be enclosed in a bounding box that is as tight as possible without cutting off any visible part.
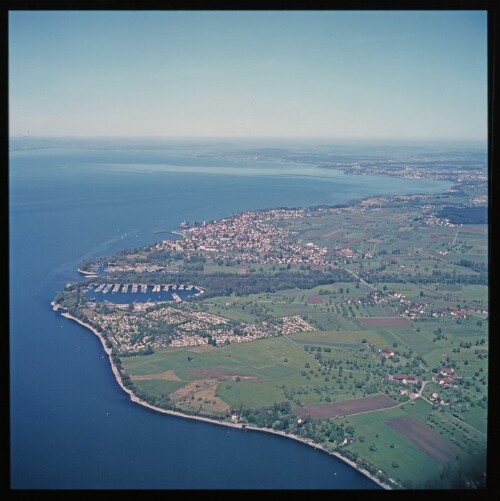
[53,301,392,490]
[77,268,99,277]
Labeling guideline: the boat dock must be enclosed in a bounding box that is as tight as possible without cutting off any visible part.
[88,282,204,299]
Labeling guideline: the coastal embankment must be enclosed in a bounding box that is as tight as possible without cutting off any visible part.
[77,268,99,277]
[52,301,392,490]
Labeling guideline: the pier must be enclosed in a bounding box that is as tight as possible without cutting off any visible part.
[87,282,204,301]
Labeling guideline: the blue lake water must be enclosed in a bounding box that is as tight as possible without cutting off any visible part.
[9,142,453,489]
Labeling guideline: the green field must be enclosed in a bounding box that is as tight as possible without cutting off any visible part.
[288,329,388,347]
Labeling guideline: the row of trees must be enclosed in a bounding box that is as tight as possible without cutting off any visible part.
[109,268,354,299]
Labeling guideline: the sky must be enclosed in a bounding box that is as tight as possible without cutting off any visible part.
[9,10,487,141]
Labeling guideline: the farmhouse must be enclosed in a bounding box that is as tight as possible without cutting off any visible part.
[388,374,418,385]
[436,377,453,388]
[379,348,395,359]
[440,368,455,377]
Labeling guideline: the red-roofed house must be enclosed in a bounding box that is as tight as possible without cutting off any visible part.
[440,368,455,377]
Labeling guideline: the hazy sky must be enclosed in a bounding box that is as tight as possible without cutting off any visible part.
[9,10,487,140]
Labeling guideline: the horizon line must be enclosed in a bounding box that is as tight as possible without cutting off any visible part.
[9,134,487,142]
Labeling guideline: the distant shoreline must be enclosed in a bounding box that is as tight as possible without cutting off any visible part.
[51,300,392,490]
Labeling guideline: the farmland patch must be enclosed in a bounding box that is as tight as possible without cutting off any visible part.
[385,416,460,463]
[295,395,397,419]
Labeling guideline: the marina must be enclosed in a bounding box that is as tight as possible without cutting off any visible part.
[84,283,203,304]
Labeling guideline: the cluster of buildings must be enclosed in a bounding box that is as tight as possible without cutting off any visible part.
[416,213,461,228]
[104,263,173,273]
[360,290,473,321]
[384,365,461,400]
[341,163,486,184]
[398,298,472,321]
[397,298,429,319]
[279,315,315,335]
[155,209,328,266]
[331,246,358,263]
[87,311,147,353]
[433,367,460,389]
[88,300,316,352]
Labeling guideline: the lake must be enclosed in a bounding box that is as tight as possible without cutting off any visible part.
[9,140,453,489]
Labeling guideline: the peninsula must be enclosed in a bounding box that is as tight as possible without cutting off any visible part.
[53,178,487,489]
